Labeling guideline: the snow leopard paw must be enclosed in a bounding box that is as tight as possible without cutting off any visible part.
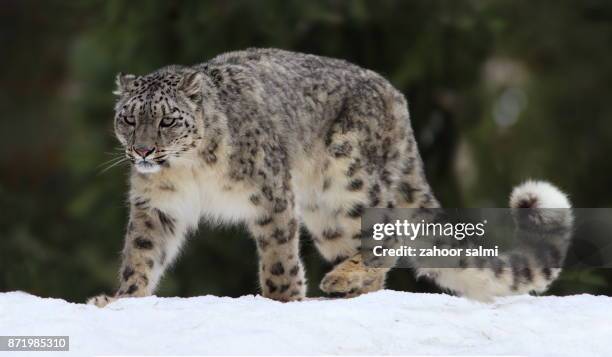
[87,294,117,308]
[320,255,387,298]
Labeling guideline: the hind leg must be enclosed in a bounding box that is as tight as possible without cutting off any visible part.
[298,156,396,297]
[297,84,421,297]
[303,202,390,297]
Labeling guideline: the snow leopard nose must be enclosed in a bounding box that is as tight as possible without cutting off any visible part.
[133,145,156,159]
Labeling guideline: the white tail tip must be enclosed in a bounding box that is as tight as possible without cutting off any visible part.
[510,180,571,209]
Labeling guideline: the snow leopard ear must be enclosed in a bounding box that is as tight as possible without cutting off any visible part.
[113,72,137,96]
[180,71,204,104]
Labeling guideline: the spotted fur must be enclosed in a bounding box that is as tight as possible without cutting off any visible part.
[87,49,572,307]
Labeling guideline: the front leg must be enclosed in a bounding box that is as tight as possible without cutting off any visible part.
[248,192,306,302]
[88,200,187,307]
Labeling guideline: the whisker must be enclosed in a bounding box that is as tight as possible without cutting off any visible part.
[97,155,129,168]
[98,158,129,174]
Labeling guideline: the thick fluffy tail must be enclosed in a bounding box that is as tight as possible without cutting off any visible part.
[414,181,573,301]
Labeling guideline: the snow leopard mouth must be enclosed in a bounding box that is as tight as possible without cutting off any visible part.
[135,160,161,174]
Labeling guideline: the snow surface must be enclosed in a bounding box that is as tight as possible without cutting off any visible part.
[0,290,611,356]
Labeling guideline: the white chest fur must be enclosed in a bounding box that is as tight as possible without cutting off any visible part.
[192,167,259,224]
[130,163,258,230]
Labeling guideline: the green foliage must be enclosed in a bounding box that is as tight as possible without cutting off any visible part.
[1,0,610,301]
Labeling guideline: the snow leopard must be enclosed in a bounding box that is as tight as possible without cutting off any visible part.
[88,48,573,307]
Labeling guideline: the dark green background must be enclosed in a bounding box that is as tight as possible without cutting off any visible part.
[1,0,611,302]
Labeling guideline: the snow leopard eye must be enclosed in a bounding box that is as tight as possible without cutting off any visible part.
[123,115,135,126]
[160,117,176,128]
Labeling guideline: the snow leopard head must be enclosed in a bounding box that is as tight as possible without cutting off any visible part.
[113,67,205,174]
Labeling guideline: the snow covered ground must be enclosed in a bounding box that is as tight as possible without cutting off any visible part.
[0,290,611,356]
